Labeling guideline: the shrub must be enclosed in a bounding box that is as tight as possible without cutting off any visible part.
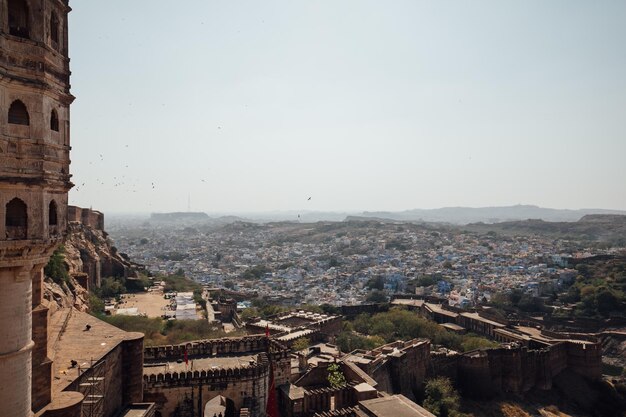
[45,245,69,285]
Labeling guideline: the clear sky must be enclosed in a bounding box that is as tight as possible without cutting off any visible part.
[67,1,626,214]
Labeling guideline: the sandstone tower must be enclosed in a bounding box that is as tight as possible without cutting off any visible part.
[0,1,73,415]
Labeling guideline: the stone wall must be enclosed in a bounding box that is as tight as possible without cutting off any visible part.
[348,340,430,401]
[144,354,271,417]
[144,337,291,416]
[456,341,602,399]
[144,336,270,361]
[65,332,145,417]
[303,385,356,417]
[67,206,104,230]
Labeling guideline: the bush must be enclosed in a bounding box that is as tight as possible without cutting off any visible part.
[327,362,347,388]
[366,289,388,303]
[162,274,200,293]
[336,332,385,352]
[96,313,244,347]
[292,337,310,351]
[366,276,385,290]
[345,308,497,352]
[97,277,126,298]
[45,245,69,285]
[423,377,465,417]
[88,293,105,314]
[242,265,270,280]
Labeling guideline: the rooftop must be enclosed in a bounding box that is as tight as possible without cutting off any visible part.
[48,308,142,395]
[459,311,506,328]
[391,299,424,308]
[359,395,436,417]
[144,354,257,376]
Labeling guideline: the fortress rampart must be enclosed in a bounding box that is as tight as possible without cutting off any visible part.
[143,336,291,417]
[67,206,104,231]
[455,340,601,398]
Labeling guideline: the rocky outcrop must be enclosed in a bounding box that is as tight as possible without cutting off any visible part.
[43,277,89,314]
[63,220,141,291]
[42,207,144,313]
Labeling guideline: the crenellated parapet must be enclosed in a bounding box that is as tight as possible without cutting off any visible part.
[143,353,271,389]
[144,335,270,361]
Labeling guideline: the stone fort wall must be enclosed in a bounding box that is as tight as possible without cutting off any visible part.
[143,337,291,417]
[67,206,104,231]
[452,341,601,398]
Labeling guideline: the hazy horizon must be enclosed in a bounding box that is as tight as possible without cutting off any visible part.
[68,1,626,213]
[101,203,626,217]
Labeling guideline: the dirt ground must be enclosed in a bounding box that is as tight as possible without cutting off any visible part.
[118,292,170,318]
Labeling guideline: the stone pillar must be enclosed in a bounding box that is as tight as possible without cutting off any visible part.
[0,267,34,417]
[32,267,53,412]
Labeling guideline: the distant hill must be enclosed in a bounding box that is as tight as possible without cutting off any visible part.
[360,205,626,225]
[150,212,209,221]
[466,214,626,245]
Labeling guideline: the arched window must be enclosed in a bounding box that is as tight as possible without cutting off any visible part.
[8,100,30,125]
[50,12,59,45]
[6,198,28,239]
[49,200,58,226]
[8,0,30,39]
[50,109,59,131]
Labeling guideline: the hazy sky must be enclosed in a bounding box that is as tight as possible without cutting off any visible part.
[68,1,626,214]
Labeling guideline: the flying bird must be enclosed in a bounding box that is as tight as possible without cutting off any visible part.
[307,197,311,201]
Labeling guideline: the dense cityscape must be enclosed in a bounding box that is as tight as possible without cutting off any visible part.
[108,214,620,309]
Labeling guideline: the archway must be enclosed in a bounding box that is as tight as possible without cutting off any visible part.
[49,200,58,232]
[50,109,59,131]
[8,100,30,125]
[203,395,235,417]
[6,198,28,239]
[8,0,30,39]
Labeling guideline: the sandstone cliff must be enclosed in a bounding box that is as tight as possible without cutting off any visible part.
[43,276,89,314]
[63,220,139,290]
[43,208,143,312]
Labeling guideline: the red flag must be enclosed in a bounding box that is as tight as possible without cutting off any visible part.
[265,323,270,338]
[266,360,279,417]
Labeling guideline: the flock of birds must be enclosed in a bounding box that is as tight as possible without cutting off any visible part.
[73,138,313,217]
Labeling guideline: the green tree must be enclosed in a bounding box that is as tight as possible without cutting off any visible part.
[423,377,464,417]
[508,289,523,306]
[292,337,310,352]
[88,293,105,314]
[98,277,126,298]
[240,307,260,321]
[366,276,385,290]
[327,362,347,388]
[596,288,620,315]
[366,289,388,303]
